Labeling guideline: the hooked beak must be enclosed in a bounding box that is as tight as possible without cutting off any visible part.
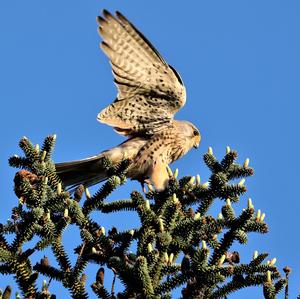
[193,135,201,149]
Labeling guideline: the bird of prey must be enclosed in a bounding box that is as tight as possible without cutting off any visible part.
[56,10,201,191]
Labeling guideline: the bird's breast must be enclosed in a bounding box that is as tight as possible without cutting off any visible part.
[127,130,187,181]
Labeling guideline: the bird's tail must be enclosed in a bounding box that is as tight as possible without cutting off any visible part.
[55,155,107,191]
[55,137,147,191]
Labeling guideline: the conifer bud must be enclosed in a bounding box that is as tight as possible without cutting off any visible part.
[44,176,48,185]
[158,218,164,232]
[202,240,207,250]
[226,198,231,206]
[218,213,223,220]
[41,150,47,162]
[145,200,150,210]
[260,213,266,222]
[35,144,40,152]
[219,254,226,266]
[147,243,153,252]
[244,158,250,168]
[169,253,174,264]
[57,183,62,195]
[208,147,213,155]
[53,134,57,140]
[256,209,261,221]
[267,270,272,283]
[202,182,209,188]
[194,213,201,221]
[101,227,106,236]
[166,165,173,177]
[189,176,195,185]
[46,212,51,221]
[164,252,169,264]
[63,209,68,218]
[172,194,179,204]
[248,198,254,209]
[253,250,258,259]
[226,146,231,154]
[238,179,245,186]
[42,280,47,291]
[92,247,97,254]
[270,257,277,266]
[174,168,179,179]
[85,188,91,199]
[129,229,134,236]
[196,174,201,186]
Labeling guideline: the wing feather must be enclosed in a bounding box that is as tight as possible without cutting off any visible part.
[97,10,186,135]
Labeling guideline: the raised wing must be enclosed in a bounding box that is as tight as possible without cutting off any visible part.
[97,10,186,135]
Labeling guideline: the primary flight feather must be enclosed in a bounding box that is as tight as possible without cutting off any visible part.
[56,10,201,191]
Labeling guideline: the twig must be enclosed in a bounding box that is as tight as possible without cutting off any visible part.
[111,268,117,296]
[283,266,292,299]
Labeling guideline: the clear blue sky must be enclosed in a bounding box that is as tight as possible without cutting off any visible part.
[1,1,299,298]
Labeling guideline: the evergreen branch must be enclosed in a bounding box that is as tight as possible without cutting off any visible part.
[2,136,287,299]
[210,274,267,298]
[33,263,64,281]
[82,176,122,215]
[91,282,112,299]
[155,273,187,295]
[0,264,13,275]
[41,135,57,162]
[51,237,72,271]
[135,256,155,298]
[100,200,135,213]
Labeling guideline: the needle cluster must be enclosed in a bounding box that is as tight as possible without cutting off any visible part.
[0,136,288,298]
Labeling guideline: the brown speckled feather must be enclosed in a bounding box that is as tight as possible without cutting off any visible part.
[96,10,186,135]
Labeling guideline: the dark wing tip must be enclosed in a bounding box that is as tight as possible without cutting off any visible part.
[115,11,130,27]
[102,9,113,18]
[96,15,106,26]
[97,26,102,36]
[116,11,126,21]
[168,64,184,85]
[101,41,110,49]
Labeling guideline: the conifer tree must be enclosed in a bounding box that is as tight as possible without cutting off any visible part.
[0,135,289,298]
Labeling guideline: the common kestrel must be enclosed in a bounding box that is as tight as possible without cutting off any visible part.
[56,10,201,191]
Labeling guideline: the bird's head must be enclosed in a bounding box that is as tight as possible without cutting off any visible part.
[174,120,201,150]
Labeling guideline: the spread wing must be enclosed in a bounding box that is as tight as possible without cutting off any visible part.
[97,10,186,135]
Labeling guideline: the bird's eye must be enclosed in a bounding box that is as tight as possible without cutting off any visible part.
[193,130,199,136]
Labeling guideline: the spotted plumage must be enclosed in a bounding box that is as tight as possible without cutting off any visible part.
[56,10,201,191]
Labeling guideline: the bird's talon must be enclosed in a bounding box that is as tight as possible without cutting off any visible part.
[141,179,154,193]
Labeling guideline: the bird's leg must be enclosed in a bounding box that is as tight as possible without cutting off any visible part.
[140,178,153,193]
[140,180,146,193]
[148,162,169,191]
